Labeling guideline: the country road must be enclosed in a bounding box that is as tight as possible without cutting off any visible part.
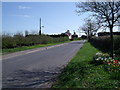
[2,40,85,88]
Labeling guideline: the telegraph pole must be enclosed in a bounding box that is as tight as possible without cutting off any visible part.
[39,18,41,35]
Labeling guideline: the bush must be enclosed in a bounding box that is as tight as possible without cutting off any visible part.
[90,35,120,56]
[2,36,16,48]
[2,34,69,49]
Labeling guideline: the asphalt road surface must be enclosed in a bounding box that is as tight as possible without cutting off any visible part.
[2,40,85,88]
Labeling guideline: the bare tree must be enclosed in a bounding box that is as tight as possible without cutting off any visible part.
[81,19,99,41]
[76,1,120,58]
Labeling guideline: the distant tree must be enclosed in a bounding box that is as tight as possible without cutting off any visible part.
[30,30,38,35]
[76,1,120,58]
[81,19,99,41]
[14,32,23,37]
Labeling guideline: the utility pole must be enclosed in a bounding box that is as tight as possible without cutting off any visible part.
[39,18,41,35]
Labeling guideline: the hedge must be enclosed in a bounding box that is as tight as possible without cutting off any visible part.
[2,35,69,49]
[90,35,120,56]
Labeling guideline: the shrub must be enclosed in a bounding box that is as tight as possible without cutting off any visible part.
[90,35,120,56]
[2,36,16,48]
[2,34,69,49]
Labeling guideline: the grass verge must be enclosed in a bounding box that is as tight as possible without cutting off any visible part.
[2,41,71,54]
[52,42,119,88]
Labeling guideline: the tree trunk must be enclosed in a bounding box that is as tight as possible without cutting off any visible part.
[88,30,90,42]
[110,26,114,58]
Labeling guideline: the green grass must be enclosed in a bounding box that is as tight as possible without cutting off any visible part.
[52,42,120,88]
[2,41,70,54]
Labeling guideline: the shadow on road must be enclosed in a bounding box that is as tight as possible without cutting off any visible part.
[2,69,60,88]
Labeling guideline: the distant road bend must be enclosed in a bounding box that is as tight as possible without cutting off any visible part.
[2,40,85,88]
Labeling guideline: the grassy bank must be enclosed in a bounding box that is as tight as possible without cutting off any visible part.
[52,42,119,88]
[2,41,70,54]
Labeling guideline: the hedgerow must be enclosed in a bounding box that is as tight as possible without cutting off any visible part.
[90,35,120,57]
[2,34,69,49]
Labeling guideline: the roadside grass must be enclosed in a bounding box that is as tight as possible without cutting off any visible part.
[52,42,119,88]
[2,41,71,54]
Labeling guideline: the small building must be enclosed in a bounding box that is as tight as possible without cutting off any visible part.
[72,31,78,38]
[65,30,72,39]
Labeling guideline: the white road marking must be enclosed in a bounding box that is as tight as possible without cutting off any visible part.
[25,48,45,54]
